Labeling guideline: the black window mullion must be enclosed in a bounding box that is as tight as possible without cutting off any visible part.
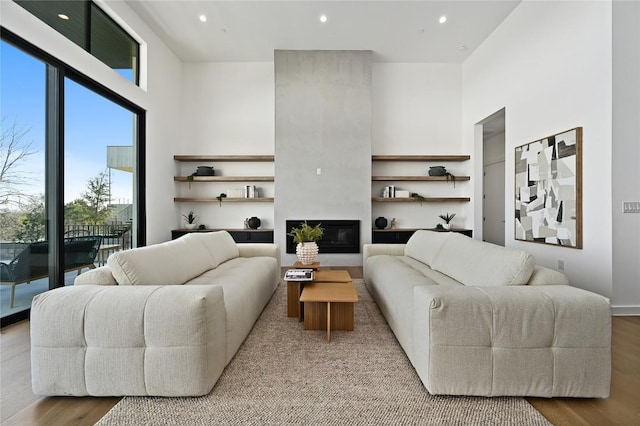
[45,64,65,289]
[86,0,92,55]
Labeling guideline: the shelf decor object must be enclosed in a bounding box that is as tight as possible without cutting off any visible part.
[371,155,471,204]
[287,221,324,265]
[173,155,275,204]
[515,127,582,248]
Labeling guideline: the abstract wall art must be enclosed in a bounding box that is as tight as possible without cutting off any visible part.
[514,127,582,248]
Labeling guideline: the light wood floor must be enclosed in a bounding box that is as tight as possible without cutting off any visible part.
[1,272,638,425]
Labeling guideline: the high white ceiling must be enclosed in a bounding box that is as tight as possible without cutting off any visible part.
[125,0,521,63]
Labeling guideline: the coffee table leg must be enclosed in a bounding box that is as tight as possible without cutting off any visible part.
[327,302,331,342]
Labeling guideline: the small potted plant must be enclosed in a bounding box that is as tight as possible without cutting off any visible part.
[287,221,324,265]
[183,211,197,230]
[438,212,456,230]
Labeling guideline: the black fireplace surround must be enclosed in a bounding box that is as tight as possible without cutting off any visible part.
[286,220,360,254]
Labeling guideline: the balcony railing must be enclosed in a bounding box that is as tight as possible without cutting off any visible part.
[63,223,132,249]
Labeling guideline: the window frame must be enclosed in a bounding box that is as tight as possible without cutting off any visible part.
[0,27,146,327]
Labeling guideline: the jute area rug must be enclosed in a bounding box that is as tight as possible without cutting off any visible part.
[96,280,551,426]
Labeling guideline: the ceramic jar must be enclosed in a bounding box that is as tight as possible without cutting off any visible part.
[374,217,388,229]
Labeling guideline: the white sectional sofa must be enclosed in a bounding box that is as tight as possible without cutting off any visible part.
[30,231,280,397]
[363,230,611,398]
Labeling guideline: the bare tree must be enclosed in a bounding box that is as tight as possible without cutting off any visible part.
[0,117,39,206]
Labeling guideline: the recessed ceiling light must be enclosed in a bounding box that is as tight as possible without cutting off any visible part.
[57,13,69,20]
[199,15,207,23]
[439,16,447,24]
[319,14,328,23]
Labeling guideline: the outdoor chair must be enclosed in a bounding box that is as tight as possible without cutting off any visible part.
[0,236,102,308]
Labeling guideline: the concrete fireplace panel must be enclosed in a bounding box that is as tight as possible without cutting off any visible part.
[274,50,372,266]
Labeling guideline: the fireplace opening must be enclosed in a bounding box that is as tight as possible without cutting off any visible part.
[286,220,360,254]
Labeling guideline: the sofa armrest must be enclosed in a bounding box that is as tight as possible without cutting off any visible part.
[74,266,118,286]
[412,284,611,397]
[363,244,406,278]
[31,285,226,396]
[527,265,569,285]
[237,243,280,260]
[237,243,281,285]
[363,243,406,260]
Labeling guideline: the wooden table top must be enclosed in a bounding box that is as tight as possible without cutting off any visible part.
[292,261,320,270]
[300,283,358,303]
[313,270,352,283]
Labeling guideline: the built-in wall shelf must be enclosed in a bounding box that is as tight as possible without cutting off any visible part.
[373,228,473,243]
[174,176,274,182]
[371,155,470,162]
[174,155,274,162]
[174,197,274,203]
[172,228,274,243]
[372,197,470,203]
[372,176,470,182]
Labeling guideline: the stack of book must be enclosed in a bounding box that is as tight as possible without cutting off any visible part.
[284,269,314,281]
[243,185,258,198]
[382,186,410,198]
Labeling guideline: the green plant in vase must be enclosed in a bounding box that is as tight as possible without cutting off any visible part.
[438,212,456,230]
[444,172,456,188]
[288,221,324,265]
[411,192,426,206]
[182,211,197,229]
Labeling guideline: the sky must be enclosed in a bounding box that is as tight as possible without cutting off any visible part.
[1,40,134,207]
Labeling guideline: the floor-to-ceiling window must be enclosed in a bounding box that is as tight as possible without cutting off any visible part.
[64,78,137,267]
[0,30,145,326]
[0,40,50,318]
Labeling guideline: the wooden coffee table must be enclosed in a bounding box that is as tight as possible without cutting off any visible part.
[287,269,352,320]
[299,281,358,342]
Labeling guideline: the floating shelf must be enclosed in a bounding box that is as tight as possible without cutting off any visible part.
[372,155,470,162]
[372,176,470,182]
[174,155,274,162]
[174,197,274,203]
[174,176,274,182]
[371,197,470,202]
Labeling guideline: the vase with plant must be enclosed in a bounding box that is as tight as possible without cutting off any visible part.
[183,211,197,229]
[444,172,457,188]
[411,192,426,206]
[216,193,227,207]
[438,212,456,230]
[287,221,324,265]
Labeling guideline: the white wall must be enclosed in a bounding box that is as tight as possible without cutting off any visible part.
[178,61,465,264]
[611,0,640,314]
[178,62,275,231]
[371,63,468,230]
[1,0,184,246]
[462,0,613,297]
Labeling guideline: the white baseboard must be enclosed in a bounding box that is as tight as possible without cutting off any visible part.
[611,305,640,316]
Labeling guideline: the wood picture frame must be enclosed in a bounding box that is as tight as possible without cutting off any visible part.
[514,127,582,249]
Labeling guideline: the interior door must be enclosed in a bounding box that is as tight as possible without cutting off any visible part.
[483,161,505,246]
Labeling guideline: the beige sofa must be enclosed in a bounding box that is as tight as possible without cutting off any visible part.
[363,230,611,398]
[30,231,280,397]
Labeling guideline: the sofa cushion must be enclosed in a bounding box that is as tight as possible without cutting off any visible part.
[404,230,451,267]
[397,256,464,287]
[186,231,240,267]
[431,233,535,286]
[108,236,218,285]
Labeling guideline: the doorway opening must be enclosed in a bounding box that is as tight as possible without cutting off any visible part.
[479,109,506,246]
